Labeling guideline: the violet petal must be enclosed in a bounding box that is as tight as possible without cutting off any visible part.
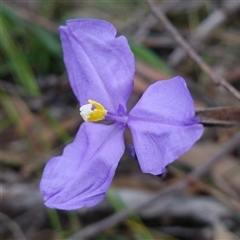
[40,122,125,210]
[128,76,203,175]
[59,19,134,114]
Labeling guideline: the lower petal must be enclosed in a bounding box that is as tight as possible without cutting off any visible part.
[128,77,203,175]
[128,120,203,175]
[40,122,125,210]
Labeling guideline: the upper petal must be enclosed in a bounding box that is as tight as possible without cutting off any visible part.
[59,19,135,114]
[129,76,197,125]
[40,122,125,210]
[128,76,203,175]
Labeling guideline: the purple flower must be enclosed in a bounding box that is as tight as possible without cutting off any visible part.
[40,19,203,210]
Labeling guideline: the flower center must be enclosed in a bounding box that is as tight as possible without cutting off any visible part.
[79,100,128,125]
[79,99,107,122]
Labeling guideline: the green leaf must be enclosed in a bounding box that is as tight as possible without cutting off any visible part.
[1,15,40,96]
[31,27,61,58]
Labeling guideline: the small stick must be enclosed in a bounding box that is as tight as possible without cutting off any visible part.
[195,107,240,126]
[146,0,240,101]
[168,1,240,67]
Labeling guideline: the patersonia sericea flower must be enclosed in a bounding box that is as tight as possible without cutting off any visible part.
[40,19,204,210]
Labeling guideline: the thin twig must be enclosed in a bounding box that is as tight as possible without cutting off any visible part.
[146,0,240,101]
[168,8,225,67]
[168,1,240,67]
[189,132,240,180]
[133,0,182,43]
[195,107,240,126]
[67,132,240,240]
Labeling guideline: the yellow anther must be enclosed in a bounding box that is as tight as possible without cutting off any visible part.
[87,99,107,122]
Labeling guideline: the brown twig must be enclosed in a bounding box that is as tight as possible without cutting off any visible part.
[168,1,240,67]
[133,0,182,43]
[189,132,240,179]
[146,0,240,101]
[195,107,240,126]
[67,132,240,240]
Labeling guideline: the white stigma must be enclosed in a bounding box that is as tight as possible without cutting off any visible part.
[79,104,93,122]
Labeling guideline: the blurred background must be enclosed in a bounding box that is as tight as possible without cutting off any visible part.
[1,1,240,239]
